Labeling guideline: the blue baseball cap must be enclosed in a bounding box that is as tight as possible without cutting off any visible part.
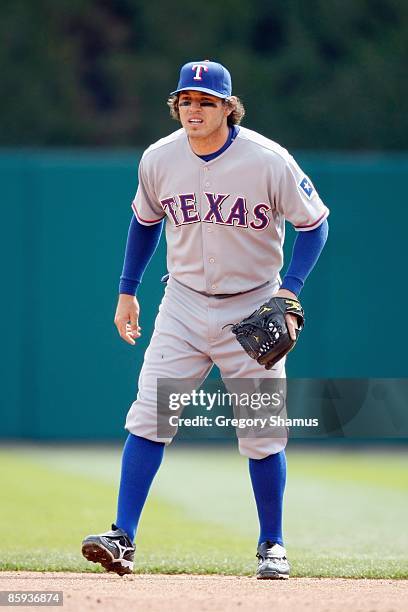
[170,60,232,99]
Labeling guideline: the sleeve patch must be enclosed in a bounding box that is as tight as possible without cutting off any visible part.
[299,177,315,200]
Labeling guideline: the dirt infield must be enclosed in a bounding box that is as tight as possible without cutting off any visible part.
[0,573,407,612]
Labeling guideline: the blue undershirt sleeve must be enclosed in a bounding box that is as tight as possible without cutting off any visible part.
[280,219,329,296]
[119,216,164,296]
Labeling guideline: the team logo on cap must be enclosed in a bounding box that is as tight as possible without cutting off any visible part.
[299,177,315,199]
[192,64,209,80]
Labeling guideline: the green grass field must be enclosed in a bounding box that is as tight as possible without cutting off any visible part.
[0,445,407,578]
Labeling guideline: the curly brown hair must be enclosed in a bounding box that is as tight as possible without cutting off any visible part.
[167,94,245,126]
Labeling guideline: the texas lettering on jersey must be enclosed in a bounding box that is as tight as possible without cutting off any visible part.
[160,192,271,230]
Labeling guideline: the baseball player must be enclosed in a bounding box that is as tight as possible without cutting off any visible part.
[82,60,329,579]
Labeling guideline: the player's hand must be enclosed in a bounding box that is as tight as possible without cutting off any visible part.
[274,288,299,341]
[114,294,141,345]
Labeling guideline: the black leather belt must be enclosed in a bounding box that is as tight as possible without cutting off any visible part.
[162,274,271,299]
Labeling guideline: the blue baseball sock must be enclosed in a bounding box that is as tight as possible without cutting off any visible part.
[115,433,165,542]
[249,450,287,546]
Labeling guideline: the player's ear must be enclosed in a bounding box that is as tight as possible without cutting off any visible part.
[224,96,237,118]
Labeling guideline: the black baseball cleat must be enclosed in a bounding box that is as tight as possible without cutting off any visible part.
[82,524,135,576]
[256,541,290,579]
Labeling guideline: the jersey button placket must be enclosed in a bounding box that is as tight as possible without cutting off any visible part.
[203,166,219,294]
[200,165,216,293]
[204,166,211,188]
[206,169,213,234]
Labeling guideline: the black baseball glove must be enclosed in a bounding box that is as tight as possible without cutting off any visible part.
[231,296,305,370]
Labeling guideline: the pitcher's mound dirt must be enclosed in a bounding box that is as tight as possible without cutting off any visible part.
[0,572,406,612]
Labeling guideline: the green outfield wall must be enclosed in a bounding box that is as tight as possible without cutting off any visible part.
[1,150,406,439]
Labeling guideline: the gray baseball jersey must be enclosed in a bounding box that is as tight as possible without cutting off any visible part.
[132,126,329,294]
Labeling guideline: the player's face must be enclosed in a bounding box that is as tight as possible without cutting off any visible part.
[178,91,231,142]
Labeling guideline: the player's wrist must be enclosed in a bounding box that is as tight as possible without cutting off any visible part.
[275,287,299,299]
[118,292,138,302]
